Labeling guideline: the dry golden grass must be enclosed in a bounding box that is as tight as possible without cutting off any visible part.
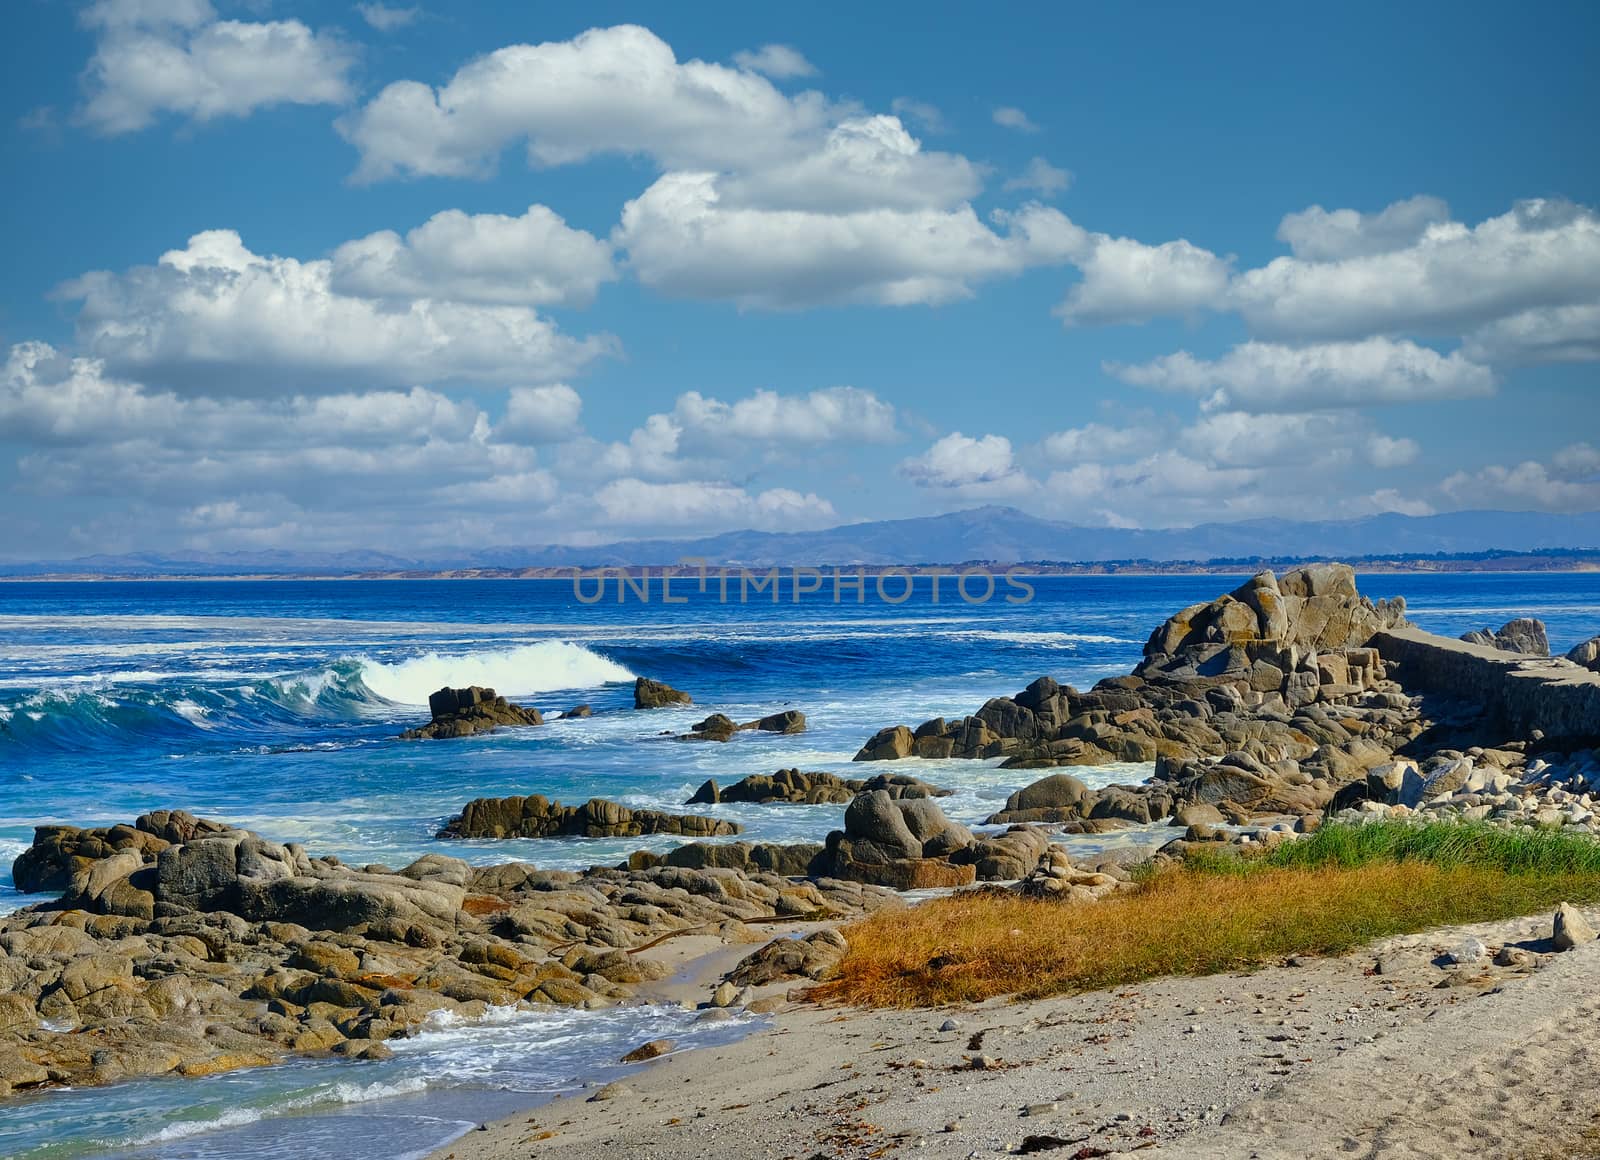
[811,862,1600,1008]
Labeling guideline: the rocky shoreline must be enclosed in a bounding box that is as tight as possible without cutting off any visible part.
[5,563,1600,1125]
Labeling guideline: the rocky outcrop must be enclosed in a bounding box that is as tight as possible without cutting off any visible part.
[399,686,543,740]
[12,810,236,893]
[2,812,894,1097]
[1567,636,1600,674]
[437,796,741,840]
[854,567,1423,782]
[685,769,950,806]
[1462,618,1550,657]
[634,677,691,709]
[689,769,861,805]
[677,709,807,742]
[817,791,978,890]
[1373,627,1600,746]
[728,929,848,986]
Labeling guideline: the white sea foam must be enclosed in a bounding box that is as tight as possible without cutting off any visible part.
[356,642,634,705]
[124,1077,434,1146]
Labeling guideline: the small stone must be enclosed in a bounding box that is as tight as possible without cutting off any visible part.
[1494,945,1536,968]
[1023,1102,1058,1117]
[939,1018,962,1032]
[588,1082,631,1102]
[710,980,740,1007]
[969,1054,995,1070]
[1445,938,1487,964]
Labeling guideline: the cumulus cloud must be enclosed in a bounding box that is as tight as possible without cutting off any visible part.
[1109,337,1495,412]
[672,386,897,444]
[339,24,831,181]
[899,432,1033,497]
[1276,195,1451,261]
[1234,199,1600,342]
[1056,234,1233,326]
[357,3,420,31]
[1040,421,1159,462]
[593,478,836,530]
[1439,443,1600,513]
[1366,434,1420,468]
[60,229,611,391]
[1003,157,1072,197]
[1462,303,1600,365]
[618,176,1082,308]
[496,384,584,444]
[79,0,354,134]
[732,43,817,78]
[331,204,616,308]
[992,106,1039,132]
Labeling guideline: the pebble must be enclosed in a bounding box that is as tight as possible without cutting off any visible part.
[1023,1102,1058,1117]
[969,1054,996,1070]
[939,1018,962,1032]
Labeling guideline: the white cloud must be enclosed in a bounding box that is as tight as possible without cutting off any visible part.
[339,24,831,181]
[617,175,1082,308]
[331,204,616,308]
[61,229,611,391]
[1462,302,1600,365]
[1056,234,1233,326]
[357,3,420,31]
[1109,337,1495,412]
[899,432,1032,497]
[890,97,944,134]
[992,106,1039,132]
[1439,443,1600,513]
[732,43,816,79]
[714,115,982,213]
[593,478,836,530]
[672,386,897,444]
[1234,199,1600,342]
[496,384,583,444]
[1177,410,1367,468]
[1366,434,1420,468]
[1276,195,1451,261]
[79,0,354,134]
[1040,421,1158,463]
[1003,157,1072,197]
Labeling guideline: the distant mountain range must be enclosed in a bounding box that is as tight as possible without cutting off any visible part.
[4,507,1600,577]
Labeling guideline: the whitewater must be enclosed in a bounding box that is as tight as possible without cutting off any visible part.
[2,572,1598,1158]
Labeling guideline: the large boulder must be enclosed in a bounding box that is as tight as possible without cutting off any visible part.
[1462,618,1550,657]
[634,677,691,709]
[688,769,863,806]
[12,811,237,894]
[984,773,1091,824]
[820,791,978,889]
[400,686,543,740]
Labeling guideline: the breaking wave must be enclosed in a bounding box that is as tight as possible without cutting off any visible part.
[355,642,635,705]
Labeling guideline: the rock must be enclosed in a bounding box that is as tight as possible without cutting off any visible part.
[1553,902,1596,951]
[562,704,593,718]
[841,791,922,859]
[859,773,953,799]
[728,930,848,986]
[634,677,691,709]
[939,1018,961,1032]
[620,1038,674,1063]
[399,686,544,740]
[681,713,739,742]
[1445,937,1487,964]
[985,773,1090,824]
[1172,802,1225,827]
[1461,619,1550,657]
[438,796,741,840]
[588,1081,631,1101]
[747,709,806,734]
[710,980,740,1008]
[1566,636,1600,674]
[687,769,863,806]
[853,725,914,761]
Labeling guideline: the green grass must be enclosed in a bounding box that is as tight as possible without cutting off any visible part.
[1262,819,1600,875]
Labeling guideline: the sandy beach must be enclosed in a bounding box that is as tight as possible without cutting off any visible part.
[434,905,1600,1160]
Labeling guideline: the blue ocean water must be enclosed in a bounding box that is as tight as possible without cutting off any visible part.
[1,571,1597,1157]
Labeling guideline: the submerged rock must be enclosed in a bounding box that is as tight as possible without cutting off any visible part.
[399,686,544,740]
[677,709,808,742]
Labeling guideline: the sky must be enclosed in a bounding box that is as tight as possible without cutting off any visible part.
[1,0,1597,560]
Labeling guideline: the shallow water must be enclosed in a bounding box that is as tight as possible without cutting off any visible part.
[1,571,1596,1156]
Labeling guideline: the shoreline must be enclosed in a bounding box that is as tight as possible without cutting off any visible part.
[433,906,1600,1160]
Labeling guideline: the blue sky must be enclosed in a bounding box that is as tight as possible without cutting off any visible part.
[1,0,1597,559]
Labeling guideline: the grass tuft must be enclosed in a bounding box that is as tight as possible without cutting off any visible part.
[811,821,1600,1009]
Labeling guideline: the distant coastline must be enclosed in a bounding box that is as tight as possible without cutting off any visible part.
[4,548,1598,582]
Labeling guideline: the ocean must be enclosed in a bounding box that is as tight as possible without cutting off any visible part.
[2,571,1597,1157]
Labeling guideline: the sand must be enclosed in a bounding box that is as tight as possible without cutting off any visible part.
[428,904,1600,1160]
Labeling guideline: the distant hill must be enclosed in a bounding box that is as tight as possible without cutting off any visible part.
[4,507,1600,576]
